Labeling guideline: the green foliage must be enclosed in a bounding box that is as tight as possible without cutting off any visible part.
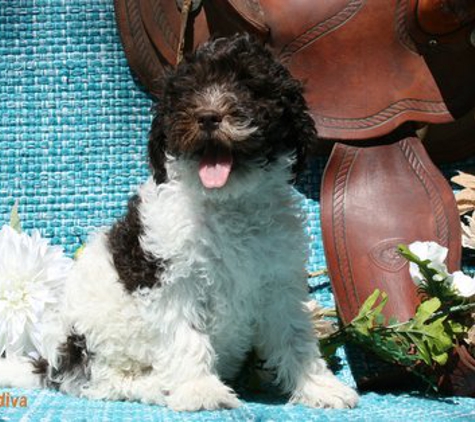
[320,287,474,387]
[320,243,475,388]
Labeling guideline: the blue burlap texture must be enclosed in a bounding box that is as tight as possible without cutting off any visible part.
[1,1,475,420]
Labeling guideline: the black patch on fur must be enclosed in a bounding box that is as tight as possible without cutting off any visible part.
[148,117,168,185]
[45,330,91,389]
[108,194,166,292]
[31,357,49,381]
[59,333,88,370]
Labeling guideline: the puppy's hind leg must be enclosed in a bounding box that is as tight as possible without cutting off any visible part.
[255,279,359,409]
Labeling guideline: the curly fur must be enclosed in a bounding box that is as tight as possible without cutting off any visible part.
[149,34,314,180]
[0,34,358,411]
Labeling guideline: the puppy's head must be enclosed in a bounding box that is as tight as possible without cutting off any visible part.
[149,33,317,190]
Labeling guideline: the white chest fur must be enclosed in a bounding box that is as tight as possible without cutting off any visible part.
[137,156,309,378]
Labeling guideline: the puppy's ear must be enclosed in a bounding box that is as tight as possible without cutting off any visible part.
[148,104,167,184]
[271,67,317,175]
[239,36,317,174]
[282,91,316,174]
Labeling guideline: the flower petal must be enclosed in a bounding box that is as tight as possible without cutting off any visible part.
[408,241,448,265]
[409,262,424,285]
[0,224,72,358]
[449,271,475,298]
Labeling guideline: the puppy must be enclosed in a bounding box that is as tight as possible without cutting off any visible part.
[0,34,358,410]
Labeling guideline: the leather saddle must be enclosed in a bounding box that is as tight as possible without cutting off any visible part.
[115,0,475,143]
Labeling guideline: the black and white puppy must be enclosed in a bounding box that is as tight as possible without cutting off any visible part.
[0,34,358,410]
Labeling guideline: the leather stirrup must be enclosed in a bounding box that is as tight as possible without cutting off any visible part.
[320,136,462,388]
[321,136,461,325]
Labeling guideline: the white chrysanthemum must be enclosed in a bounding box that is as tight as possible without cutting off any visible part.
[0,225,72,359]
[408,241,449,284]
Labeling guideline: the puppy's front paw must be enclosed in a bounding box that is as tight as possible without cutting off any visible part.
[166,375,241,411]
[290,373,358,409]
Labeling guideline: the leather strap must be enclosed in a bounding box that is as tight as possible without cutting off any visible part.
[176,0,193,64]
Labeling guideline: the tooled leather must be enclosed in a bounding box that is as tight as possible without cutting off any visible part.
[139,0,268,68]
[314,99,449,132]
[396,0,418,53]
[398,138,450,246]
[369,238,408,272]
[118,0,164,94]
[279,0,364,64]
[268,0,475,140]
[141,0,179,62]
[115,0,475,140]
[279,0,475,140]
[228,0,267,28]
[322,138,461,324]
[331,146,360,319]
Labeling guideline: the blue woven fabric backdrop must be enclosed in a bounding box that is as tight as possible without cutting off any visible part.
[1,1,475,420]
[0,0,151,254]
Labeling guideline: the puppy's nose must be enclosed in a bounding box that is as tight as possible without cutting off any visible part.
[197,111,222,131]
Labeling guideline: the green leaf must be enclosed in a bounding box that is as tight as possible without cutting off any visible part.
[9,200,21,233]
[356,289,381,318]
[447,321,466,335]
[413,298,441,325]
[371,292,388,318]
[405,311,453,367]
[352,290,389,335]
[406,332,431,365]
[375,313,385,326]
[427,319,453,352]
[397,244,416,261]
[432,351,448,366]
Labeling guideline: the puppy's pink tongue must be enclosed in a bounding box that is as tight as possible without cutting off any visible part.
[199,147,233,189]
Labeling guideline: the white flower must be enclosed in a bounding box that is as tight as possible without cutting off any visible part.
[462,215,475,250]
[408,241,449,284]
[448,271,475,298]
[0,225,72,359]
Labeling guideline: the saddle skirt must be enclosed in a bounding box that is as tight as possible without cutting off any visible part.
[115,0,475,141]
